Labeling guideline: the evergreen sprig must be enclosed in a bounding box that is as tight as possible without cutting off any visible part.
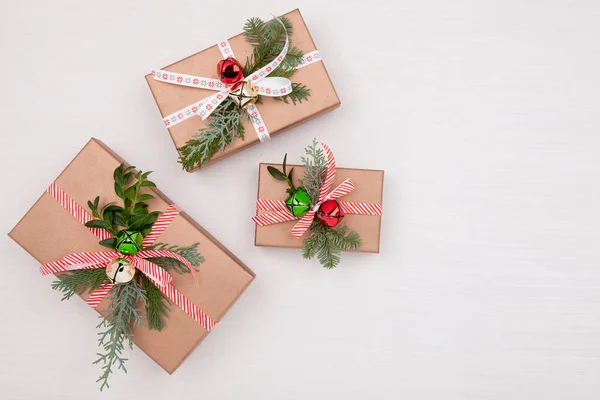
[94,280,147,391]
[274,83,311,105]
[267,153,298,196]
[299,139,327,204]
[140,274,169,331]
[146,242,205,273]
[51,269,109,301]
[86,164,159,248]
[299,140,362,268]
[141,242,204,331]
[177,15,311,170]
[178,99,245,171]
[243,16,301,75]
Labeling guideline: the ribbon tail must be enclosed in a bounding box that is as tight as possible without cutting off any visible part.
[291,211,315,239]
[318,143,337,203]
[252,210,298,226]
[130,257,172,287]
[40,251,118,276]
[158,283,216,331]
[339,201,383,216]
[196,90,229,120]
[245,17,290,85]
[142,205,180,248]
[324,179,355,202]
[137,249,197,283]
[85,282,115,309]
[252,77,292,97]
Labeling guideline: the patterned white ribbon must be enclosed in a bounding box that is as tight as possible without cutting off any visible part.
[152,18,322,142]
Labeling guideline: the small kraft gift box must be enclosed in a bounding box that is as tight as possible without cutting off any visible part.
[253,141,384,269]
[8,138,254,390]
[145,9,340,171]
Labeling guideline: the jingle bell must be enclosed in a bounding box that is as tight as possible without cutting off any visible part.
[228,81,258,109]
[116,230,143,255]
[106,258,136,284]
[217,57,244,85]
[285,188,312,218]
[316,199,345,227]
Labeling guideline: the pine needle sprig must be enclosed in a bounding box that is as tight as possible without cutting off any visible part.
[51,269,109,301]
[299,139,327,204]
[299,140,362,268]
[178,99,245,170]
[140,274,169,332]
[301,221,361,269]
[94,280,147,391]
[146,242,205,272]
[243,16,295,75]
[140,242,204,330]
[274,83,311,105]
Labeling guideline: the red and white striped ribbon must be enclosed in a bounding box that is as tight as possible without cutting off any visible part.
[137,249,197,282]
[142,205,179,248]
[47,183,113,241]
[41,182,215,331]
[252,143,383,239]
[159,283,216,330]
[86,282,114,308]
[251,199,298,226]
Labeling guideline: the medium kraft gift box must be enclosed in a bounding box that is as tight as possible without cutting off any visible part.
[145,8,340,170]
[8,138,254,374]
[255,164,384,253]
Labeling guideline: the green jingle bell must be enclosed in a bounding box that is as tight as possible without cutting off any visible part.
[116,230,143,255]
[285,188,312,218]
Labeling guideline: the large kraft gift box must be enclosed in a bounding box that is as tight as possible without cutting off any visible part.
[255,164,384,253]
[8,138,254,374]
[145,8,340,169]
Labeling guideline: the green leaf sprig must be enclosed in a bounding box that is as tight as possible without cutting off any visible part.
[85,164,158,249]
[267,154,298,196]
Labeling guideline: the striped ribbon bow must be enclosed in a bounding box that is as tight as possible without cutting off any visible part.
[152,18,313,143]
[252,143,383,239]
[40,182,216,332]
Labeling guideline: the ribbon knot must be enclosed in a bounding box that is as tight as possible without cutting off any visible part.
[252,143,383,239]
[152,17,306,144]
[40,183,215,331]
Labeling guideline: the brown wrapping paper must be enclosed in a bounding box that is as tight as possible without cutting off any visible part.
[145,9,340,169]
[255,163,384,253]
[8,138,254,374]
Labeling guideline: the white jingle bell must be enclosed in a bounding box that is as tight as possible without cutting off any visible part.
[106,258,136,284]
[228,81,258,108]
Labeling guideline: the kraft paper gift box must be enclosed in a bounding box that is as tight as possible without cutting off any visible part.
[8,138,254,373]
[254,163,385,253]
[145,8,340,170]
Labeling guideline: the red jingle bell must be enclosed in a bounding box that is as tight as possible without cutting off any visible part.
[217,57,244,85]
[316,200,345,227]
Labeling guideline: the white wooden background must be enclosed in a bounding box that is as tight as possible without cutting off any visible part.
[1,0,599,398]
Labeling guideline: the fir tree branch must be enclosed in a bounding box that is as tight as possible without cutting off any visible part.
[177,99,245,170]
[301,221,362,269]
[146,242,205,272]
[140,274,169,332]
[51,269,109,301]
[243,17,265,47]
[328,225,361,251]
[243,16,295,75]
[273,83,311,105]
[94,281,147,391]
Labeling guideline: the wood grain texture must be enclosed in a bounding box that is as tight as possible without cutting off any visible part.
[1,0,599,399]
